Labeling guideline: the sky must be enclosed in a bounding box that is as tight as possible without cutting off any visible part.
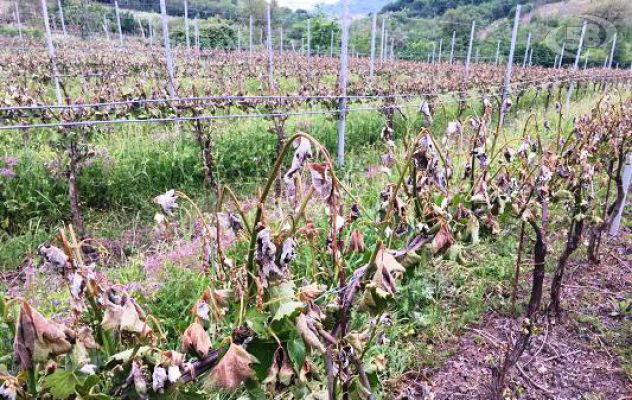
[277,0,339,10]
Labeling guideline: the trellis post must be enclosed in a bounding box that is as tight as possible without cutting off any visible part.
[522,31,531,68]
[565,20,586,112]
[330,29,335,57]
[584,49,590,70]
[114,0,123,44]
[607,33,617,69]
[40,0,62,105]
[609,154,632,236]
[249,15,253,62]
[438,38,443,63]
[369,9,377,76]
[103,15,110,41]
[500,5,521,126]
[266,4,275,90]
[279,27,283,56]
[379,15,386,66]
[14,2,22,40]
[337,0,351,167]
[160,0,177,97]
[464,20,476,78]
[449,30,456,64]
[184,0,190,50]
[57,0,66,37]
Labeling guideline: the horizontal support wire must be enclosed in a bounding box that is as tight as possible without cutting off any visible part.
[0,75,617,114]
[1,76,621,131]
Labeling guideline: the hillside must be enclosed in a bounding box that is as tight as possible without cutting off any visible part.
[319,0,392,17]
[362,0,632,67]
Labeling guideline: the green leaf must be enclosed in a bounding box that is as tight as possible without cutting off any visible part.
[76,374,101,395]
[246,338,277,381]
[287,335,306,371]
[42,370,80,400]
[272,301,304,322]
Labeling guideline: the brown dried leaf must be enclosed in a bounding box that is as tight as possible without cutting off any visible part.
[14,303,74,370]
[205,343,258,391]
[182,322,212,358]
[296,313,326,354]
[348,230,366,253]
[430,224,454,254]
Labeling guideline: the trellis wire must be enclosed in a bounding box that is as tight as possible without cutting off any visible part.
[0,74,603,114]
[1,76,616,132]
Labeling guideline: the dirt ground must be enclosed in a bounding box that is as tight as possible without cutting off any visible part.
[395,231,632,400]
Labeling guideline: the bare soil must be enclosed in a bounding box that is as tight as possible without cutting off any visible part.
[396,231,632,399]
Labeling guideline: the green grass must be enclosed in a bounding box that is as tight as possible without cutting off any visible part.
[0,83,615,271]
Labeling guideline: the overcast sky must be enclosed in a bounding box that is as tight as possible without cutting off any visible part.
[277,0,338,10]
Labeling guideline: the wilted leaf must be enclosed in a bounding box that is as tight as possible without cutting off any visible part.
[153,190,178,216]
[101,292,152,338]
[205,343,258,391]
[14,303,74,370]
[295,311,326,354]
[256,226,283,287]
[430,224,454,254]
[297,283,326,303]
[348,230,366,253]
[182,322,212,358]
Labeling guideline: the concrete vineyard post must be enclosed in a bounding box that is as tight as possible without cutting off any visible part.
[103,15,110,41]
[249,15,253,62]
[528,47,533,66]
[383,29,388,65]
[608,33,617,69]
[266,4,275,90]
[137,19,146,39]
[160,0,177,98]
[57,0,67,37]
[584,49,590,70]
[494,40,500,66]
[464,20,475,79]
[369,10,377,77]
[438,38,443,63]
[184,0,190,50]
[380,15,386,66]
[558,42,565,68]
[500,4,521,127]
[390,38,394,60]
[604,33,617,92]
[40,0,62,105]
[554,55,559,68]
[114,0,123,44]
[609,154,632,236]
[449,30,456,64]
[279,27,283,56]
[432,42,436,64]
[57,0,66,37]
[307,19,311,67]
[522,31,531,68]
[14,2,22,40]
[337,0,350,167]
[566,21,586,112]
[330,29,334,57]
[238,28,242,51]
[194,19,200,55]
